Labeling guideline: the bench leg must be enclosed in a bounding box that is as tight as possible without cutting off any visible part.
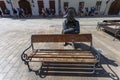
[96,25,100,31]
[113,32,119,41]
[25,62,32,71]
[39,62,47,78]
[93,64,96,73]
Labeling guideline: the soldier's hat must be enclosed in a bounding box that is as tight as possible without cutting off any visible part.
[63,7,76,18]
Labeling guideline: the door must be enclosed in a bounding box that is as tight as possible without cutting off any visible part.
[19,0,32,15]
[64,2,68,11]
[0,1,7,14]
[79,2,84,9]
[38,0,44,10]
[49,0,55,10]
[108,0,120,15]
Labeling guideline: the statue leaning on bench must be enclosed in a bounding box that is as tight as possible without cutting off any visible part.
[62,7,80,46]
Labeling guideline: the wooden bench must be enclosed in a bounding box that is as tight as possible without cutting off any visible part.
[21,34,100,75]
[97,20,120,40]
[103,20,120,22]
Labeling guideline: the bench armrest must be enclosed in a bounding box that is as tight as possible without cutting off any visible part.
[91,47,101,62]
[21,45,32,62]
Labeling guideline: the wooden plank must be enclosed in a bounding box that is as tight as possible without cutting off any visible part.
[29,51,93,56]
[28,54,95,59]
[30,58,97,63]
[31,34,92,42]
[35,49,92,53]
[30,52,93,55]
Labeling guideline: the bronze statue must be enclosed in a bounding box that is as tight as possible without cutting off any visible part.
[62,7,80,46]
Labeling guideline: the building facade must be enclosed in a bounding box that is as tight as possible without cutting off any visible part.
[0,0,59,16]
[0,0,120,16]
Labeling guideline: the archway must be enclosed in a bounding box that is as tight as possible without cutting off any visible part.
[108,0,120,15]
[19,0,32,15]
[38,0,44,14]
[0,1,7,14]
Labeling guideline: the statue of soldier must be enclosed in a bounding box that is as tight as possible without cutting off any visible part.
[62,7,80,46]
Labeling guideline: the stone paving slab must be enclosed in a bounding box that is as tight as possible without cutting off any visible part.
[0,17,120,80]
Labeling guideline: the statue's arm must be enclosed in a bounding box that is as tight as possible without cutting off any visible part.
[62,21,74,34]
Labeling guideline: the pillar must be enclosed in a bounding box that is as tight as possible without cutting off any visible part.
[30,0,39,16]
[55,0,59,15]
[4,0,13,15]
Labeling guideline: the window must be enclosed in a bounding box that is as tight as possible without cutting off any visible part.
[49,0,55,10]
[96,1,102,11]
[79,2,84,9]
[38,0,44,10]
[64,2,68,11]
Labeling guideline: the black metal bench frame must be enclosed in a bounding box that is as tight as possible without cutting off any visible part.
[97,20,120,40]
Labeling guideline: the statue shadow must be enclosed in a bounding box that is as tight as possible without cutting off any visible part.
[33,43,119,80]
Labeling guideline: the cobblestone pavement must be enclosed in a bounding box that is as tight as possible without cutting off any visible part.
[0,17,120,80]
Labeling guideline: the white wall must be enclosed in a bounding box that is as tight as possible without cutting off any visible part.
[60,0,111,15]
[55,0,59,15]
[43,0,49,9]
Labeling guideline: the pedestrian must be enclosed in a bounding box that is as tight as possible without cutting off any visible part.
[5,9,10,16]
[13,8,17,16]
[18,8,25,18]
[0,10,3,17]
[39,8,42,15]
[42,8,47,17]
[46,8,50,15]
[51,9,55,16]
[85,7,89,16]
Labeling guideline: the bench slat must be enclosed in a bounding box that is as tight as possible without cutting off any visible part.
[30,58,97,63]
[30,53,93,56]
[28,54,95,59]
[35,49,92,53]
[31,34,92,42]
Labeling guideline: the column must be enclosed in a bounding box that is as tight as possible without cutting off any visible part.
[30,0,39,16]
[11,0,19,9]
[4,0,13,15]
[55,0,59,15]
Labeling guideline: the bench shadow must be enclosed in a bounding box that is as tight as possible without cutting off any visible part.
[33,43,119,80]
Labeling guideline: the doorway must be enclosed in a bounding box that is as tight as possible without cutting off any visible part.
[19,0,32,15]
[38,0,44,10]
[108,0,120,15]
[49,0,55,10]
[38,0,44,14]
[64,2,68,11]
[0,1,7,14]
